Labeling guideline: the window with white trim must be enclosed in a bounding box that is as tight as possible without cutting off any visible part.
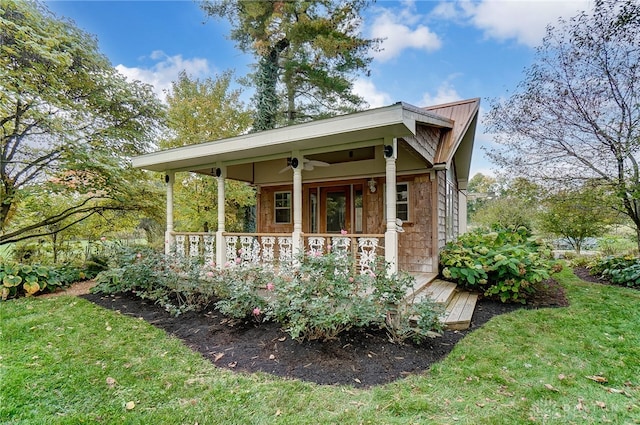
[274,191,291,224]
[396,183,410,222]
[384,182,411,222]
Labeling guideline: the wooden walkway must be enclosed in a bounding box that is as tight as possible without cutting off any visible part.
[405,273,478,330]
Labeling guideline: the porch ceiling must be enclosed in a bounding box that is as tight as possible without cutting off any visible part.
[132,102,454,173]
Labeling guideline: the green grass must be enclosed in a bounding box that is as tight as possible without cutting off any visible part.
[1,269,639,424]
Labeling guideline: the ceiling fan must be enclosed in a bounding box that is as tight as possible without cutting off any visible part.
[278,157,330,173]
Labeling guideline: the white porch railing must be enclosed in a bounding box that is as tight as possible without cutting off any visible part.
[171,232,384,274]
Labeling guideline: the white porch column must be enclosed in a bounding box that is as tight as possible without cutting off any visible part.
[292,160,303,256]
[384,140,398,274]
[215,166,226,267]
[165,171,175,255]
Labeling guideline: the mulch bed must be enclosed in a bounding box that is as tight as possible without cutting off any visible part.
[81,279,569,388]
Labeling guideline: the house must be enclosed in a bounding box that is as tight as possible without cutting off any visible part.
[131,98,480,276]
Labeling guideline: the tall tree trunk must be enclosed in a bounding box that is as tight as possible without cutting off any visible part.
[251,38,289,132]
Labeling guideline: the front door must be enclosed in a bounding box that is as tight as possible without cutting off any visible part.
[321,186,350,233]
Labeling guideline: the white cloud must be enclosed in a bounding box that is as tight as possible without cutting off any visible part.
[115,51,211,102]
[352,78,393,109]
[455,0,592,47]
[369,4,441,62]
[420,79,462,106]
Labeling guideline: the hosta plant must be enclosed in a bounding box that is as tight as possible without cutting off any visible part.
[589,255,640,288]
[0,261,62,300]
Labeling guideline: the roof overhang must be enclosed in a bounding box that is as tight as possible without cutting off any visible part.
[132,102,454,173]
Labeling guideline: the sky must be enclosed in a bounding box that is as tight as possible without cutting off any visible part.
[46,0,594,177]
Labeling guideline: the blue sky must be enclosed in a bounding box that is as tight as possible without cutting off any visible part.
[46,0,593,176]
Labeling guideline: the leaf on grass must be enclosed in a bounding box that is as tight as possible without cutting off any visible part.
[575,398,585,411]
[106,377,117,388]
[544,384,558,392]
[595,401,606,409]
[586,375,608,383]
[558,374,566,380]
[125,401,135,410]
[275,409,281,416]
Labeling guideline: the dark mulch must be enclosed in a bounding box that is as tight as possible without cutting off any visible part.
[573,266,609,284]
[81,279,568,388]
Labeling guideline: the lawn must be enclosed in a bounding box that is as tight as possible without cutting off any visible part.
[1,269,639,424]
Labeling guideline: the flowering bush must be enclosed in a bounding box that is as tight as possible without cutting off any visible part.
[440,228,557,303]
[91,245,444,343]
[266,252,443,343]
[210,265,275,320]
[93,246,216,315]
[268,251,381,341]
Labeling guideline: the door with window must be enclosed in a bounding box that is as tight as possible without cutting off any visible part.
[308,185,364,234]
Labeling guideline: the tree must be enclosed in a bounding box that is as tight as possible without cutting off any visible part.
[485,0,640,249]
[468,175,542,230]
[539,186,615,254]
[200,0,379,131]
[466,173,498,220]
[162,72,255,232]
[472,197,537,232]
[1,0,165,245]
[164,70,252,147]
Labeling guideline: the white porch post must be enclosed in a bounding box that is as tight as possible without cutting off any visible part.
[165,171,175,255]
[215,166,226,267]
[384,139,398,274]
[292,159,303,256]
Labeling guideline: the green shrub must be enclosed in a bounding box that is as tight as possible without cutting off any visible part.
[211,266,274,320]
[91,247,444,343]
[589,255,640,287]
[265,252,442,343]
[440,228,556,303]
[597,237,637,256]
[0,261,63,299]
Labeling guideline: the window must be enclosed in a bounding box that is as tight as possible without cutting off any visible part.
[274,191,291,224]
[445,168,456,241]
[384,182,411,222]
[396,183,410,222]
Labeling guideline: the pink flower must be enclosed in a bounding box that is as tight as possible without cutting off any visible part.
[348,277,354,283]
[206,271,214,278]
[136,253,142,259]
[100,236,107,242]
[235,257,241,264]
[340,229,348,235]
[224,261,231,268]
[368,270,376,278]
[327,244,332,251]
[252,307,261,316]
[266,282,275,291]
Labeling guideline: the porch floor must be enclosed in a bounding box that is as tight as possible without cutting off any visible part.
[405,273,478,331]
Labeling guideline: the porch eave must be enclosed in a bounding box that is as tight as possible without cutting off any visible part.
[132,103,454,173]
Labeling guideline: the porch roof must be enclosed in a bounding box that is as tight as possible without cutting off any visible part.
[132,102,454,173]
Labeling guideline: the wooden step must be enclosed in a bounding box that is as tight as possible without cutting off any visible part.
[424,279,458,305]
[407,272,438,296]
[443,291,479,330]
[405,273,479,331]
